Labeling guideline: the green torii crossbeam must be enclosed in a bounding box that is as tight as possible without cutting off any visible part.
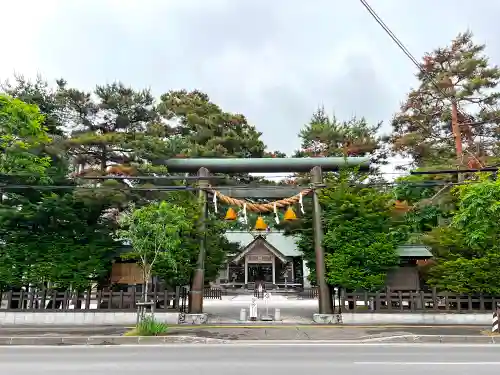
[162,156,370,173]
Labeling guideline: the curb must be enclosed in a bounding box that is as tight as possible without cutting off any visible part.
[188,323,488,328]
[0,334,499,346]
[0,335,229,346]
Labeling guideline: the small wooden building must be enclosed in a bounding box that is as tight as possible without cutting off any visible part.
[386,245,433,290]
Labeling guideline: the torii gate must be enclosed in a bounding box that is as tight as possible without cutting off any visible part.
[161,157,370,314]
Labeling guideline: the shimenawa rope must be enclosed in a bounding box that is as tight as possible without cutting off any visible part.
[208,188,312,213]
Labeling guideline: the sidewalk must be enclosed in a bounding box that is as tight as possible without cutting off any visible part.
[0,324,489,340]
[0,325,497,345]
[159,325,491,340]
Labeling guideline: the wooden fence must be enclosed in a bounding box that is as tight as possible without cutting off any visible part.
[3,287,498,313]
[203,287,224,300]
[0,288,224,311]
[300,287,500,313]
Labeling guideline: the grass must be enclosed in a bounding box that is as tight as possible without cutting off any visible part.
[124,316,168,336]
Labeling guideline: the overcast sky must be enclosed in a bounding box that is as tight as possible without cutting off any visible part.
[3,0,500,170]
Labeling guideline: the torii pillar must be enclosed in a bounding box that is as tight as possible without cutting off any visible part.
[189,167,210,314]
[311,166,332,313]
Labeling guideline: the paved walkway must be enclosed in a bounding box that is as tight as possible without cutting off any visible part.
[204,296,318,322]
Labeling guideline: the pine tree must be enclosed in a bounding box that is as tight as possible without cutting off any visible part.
[295,107,385,162]
[391,31,500,168]
[57,80,167,174]
[158,90,266,158]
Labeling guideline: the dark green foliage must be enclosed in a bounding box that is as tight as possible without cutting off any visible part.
[2,79,270,291]
[0,193,117,290]
[321,181,400,291]
[295,107,387,165]
[293,171,400,291]
[158,90,265,158]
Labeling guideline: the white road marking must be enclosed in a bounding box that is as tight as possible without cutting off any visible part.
[355,362,500,365]
[361,335,414,342]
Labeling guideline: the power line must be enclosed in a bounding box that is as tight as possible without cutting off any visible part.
[411,167,498,175]
[77,175,227,180]
[0,179,490,192]
[359,0,423,72]
[359,0,462,105]
[1,170,411,179]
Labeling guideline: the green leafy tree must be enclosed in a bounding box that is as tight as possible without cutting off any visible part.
[117,201,190,299]
[0,94,51,177]
[2,75,70,182]
[452,175,500,248]
[391,31,500,167]
[2,75,64,136]
[153,192,236,287]
[426,254,500,294]
[423,175,500,293]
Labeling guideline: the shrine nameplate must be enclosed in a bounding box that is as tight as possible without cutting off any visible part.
[247,255,272,263]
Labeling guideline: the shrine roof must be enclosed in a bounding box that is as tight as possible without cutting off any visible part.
[225,231,302,257]
[225,232,433,260]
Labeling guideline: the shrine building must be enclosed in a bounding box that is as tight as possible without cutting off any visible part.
[215,231,432,291]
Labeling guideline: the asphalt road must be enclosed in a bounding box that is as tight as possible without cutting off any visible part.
[2,344,500,374]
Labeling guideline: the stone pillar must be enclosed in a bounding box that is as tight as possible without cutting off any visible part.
[189,167,209,313]
[302,259,311,288]
[310,166,333,314]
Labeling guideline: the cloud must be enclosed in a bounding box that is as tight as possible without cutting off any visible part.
[2,0,500,156]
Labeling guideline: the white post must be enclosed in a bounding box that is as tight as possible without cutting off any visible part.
[274,308,281,321]
[249,297,258,321]
[272,256,276,285]
[240,308,247,321]
[264,292,269,316]
[493,306,500,333]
